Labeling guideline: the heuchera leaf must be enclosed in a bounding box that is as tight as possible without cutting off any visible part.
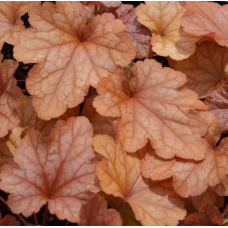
[141,111,228,198]
[0,60,22,137]
[205,85,228,133]
[113,4,152,59]
[169,41,228,98]
[0,136,13,169]
[0,2,40,50]
[135,2,200,60]
[93,59,208,160]
[181,2,228,48]
[180,204,224,226]
[79,194,122,226]
[93,134,186,226]
[13,2,136,120]
[0,214,21,226]
[0,117,97,223]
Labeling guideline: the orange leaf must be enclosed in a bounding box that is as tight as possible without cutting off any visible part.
[0,2,40,50]
[0,214,20,226]
[94,59,208,160]
[135,2,199,60]
[181,2,228,48]
[169,41,228,98]
[13,2,135,120]
[0,60,22,137]
[79,194,122,225]
[0,117,97,223]
[180,204,223,226]
[113,4,152,59]
[93,134,186,226]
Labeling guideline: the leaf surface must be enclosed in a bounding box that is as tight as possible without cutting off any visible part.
[0,117,97,223]
[79,194,122,226]
[94,59,208,160]
[93,134,186,226]
[13,2,135,120]
[0,214,20,226]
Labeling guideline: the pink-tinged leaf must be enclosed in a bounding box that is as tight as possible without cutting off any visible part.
[101,2,122,7]
[0,2,40,49]
[135,2,200,60]
[113,4,152,59]
[13,2,135,120]
[169,41,228,98]
[94,135,186,226]
[94,59,208,160]
[0,60,22,137]
[181,2,228,48]
[180,204,223,226]
[0,214,20,226]
[79,194,122,226]
[0,117,97,223]
[205,85,228,133]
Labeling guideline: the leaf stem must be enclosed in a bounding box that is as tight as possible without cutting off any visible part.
[43,203,49,226]
[222,205,228,218]
[0,196,29,226]
[34,213,38,226]
[115,199,125,211]
[65,221,69,226]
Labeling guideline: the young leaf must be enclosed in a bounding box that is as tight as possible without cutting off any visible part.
[169,41,228,98]
[113,4,152,59]
[181,2,228,48]
[93,134,186,226]
[0,60,22,137]
[13,2,135,120]
[79,194,122,226]
[94,59,208,160]
[0,117,97,223]
[0,2,40,50]
[135,2,199,60]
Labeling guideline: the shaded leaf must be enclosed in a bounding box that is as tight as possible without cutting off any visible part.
[0,136,13,169]
[0,214,20,226]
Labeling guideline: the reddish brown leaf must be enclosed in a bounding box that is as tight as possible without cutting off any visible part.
[13,2,135,120]
[0,117,97,223]
[0,136,14,169]
[94,59,208,160]
[0,214,20,226]
[0,60,22,137]
[169,41,228,98]
[79,194,122,226]
[135,2,199,60]
[205,85,228,133]
[113,4,152,59]
[180,204,223,226]
[181,2,228,47]
[94,134,186,226]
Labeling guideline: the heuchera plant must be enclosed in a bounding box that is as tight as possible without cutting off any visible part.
[1,1,228,226]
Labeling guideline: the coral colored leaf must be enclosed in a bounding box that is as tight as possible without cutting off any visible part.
[101,2,122,7]
[205,85,228,133]
[0,214,20,226]
[13,2,135,120]
[181,2,228,48]
[113,4,152,59]
[93,134,186,226]
[0,117,97,223]
[94,59,208,160]
[135,2,199,60]
[169,41,228,98]
[180,204,223,226]
[0,60,22,137]
[79,194,122,226]
[0,2,40,50]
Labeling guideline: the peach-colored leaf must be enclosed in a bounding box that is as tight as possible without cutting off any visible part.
[93,134,186,226]
[181,2,228,48]
[205,85,228,133]
[113,4,152,59]
[216,175,228,197]
[13,2,135,120]
[135,2,199,60]
[94,59,208,160]
[0,214,20,226]
[0,2,40,49]
[79,194,122,226]
[0,117,97,223]
[0,60,22,137]
[169,41,228,98]
[101,1,122,7]
[180,204,223,226]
